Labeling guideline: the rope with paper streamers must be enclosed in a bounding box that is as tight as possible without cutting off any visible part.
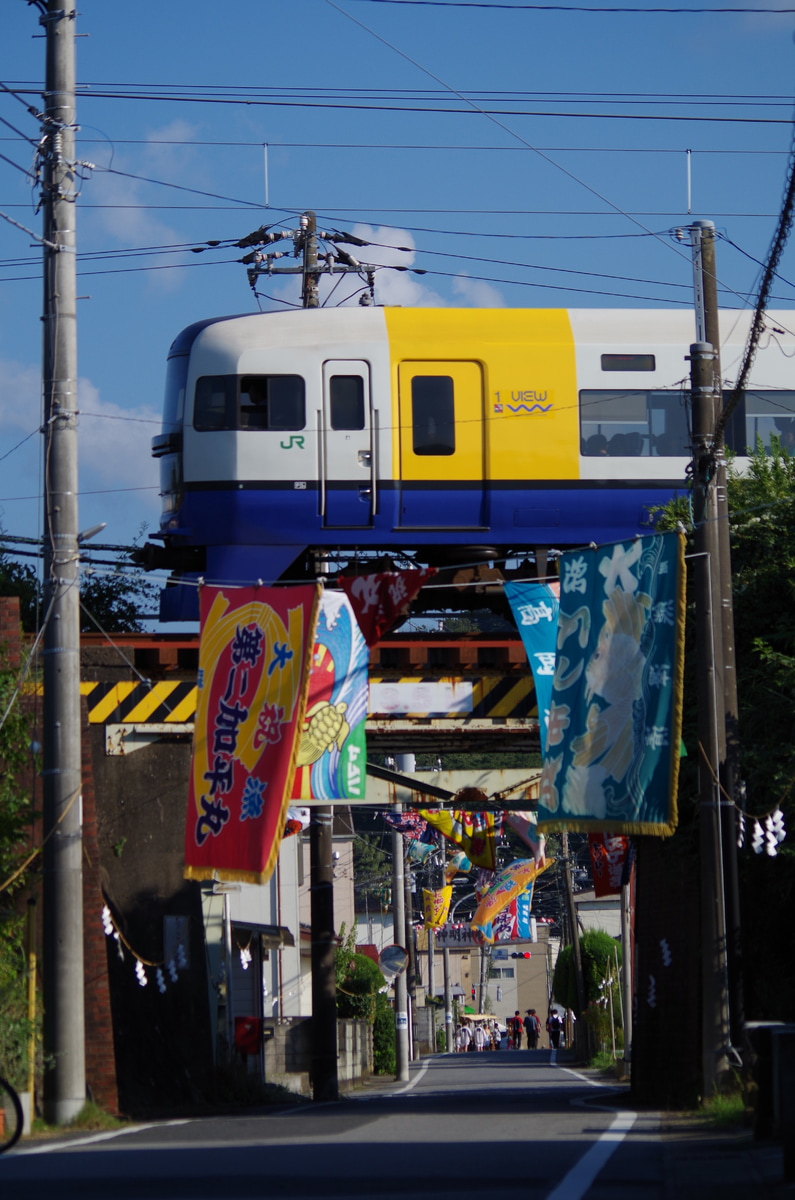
[698,741,789,857]
[101,903,187,994]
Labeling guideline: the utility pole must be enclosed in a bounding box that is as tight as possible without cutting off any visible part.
[39,1,85,1126]
[561,832,587,1055]
[690,340,731,1094]
[689,220,744,1048]
[391,808,410,1081]
[310,806,338,1102]
[300,211,319,309]
[443,947,453,1053]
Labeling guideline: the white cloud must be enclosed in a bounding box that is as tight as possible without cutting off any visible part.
[452,274,506,308]
[0,355,161,539]
[264,225,448,309]
[83,120,204,291]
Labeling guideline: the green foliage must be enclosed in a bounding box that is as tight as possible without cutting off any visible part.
[372,992,396,1074]
[0,551,40,633]
[351,833,392,909]
[336,948,386,1023]
[552,928,621,1018]
[0,639,39,1091]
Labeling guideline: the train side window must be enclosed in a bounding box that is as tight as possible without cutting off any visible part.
[239,374,305,431]
[194,376,236,431]
[411,376,455,456]
[734,389,795,454]
[329,375,365,430]
[581,388,691,456]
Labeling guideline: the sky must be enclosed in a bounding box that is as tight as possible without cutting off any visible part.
[2,0,795,617]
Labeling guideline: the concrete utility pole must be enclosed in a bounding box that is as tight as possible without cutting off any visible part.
[391,808,410,1081]
[690,340,732,1094]
[39,1,86,1126]
[310,806,339,1102]
[689,221,744,1048]
[561,832,587,1053]
[300,211,320,309]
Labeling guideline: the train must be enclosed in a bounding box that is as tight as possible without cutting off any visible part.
[141,306,795,621]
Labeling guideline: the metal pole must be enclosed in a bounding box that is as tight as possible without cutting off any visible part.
[690,341,731,1095]
[443,947,453,1052]
[691,220,744,1047]
[391,809,410,1081]
[310,806,339,1101]
[40,1,85,1126]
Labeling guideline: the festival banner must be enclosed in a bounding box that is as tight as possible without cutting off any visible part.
[423,885,453,928]
[504,580,560,752]
[383,811,429,840]
[338,567,437,645]
[419,809,502,870]
[291,591,368,802]
[588,832,631,897]
[470,858,553,944]
[538,532,685,836]
[184,584,320,884]
[444,849,473,884]
[505,811,546,866]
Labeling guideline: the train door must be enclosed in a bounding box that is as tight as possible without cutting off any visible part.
[321,361,375,528]
[397,361,486,528]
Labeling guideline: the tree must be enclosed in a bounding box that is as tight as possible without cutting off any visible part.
[552,928,621,1018]
[0,626,39,1092]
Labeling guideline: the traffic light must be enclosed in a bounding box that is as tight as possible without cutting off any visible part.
[510,951,531,959]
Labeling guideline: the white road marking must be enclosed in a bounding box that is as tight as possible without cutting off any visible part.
[393,1059,430,1094]
[544,1109,638,1200]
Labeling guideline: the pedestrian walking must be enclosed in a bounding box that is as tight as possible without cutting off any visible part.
[524,1009,541,1049]
[547,1009,563,1049]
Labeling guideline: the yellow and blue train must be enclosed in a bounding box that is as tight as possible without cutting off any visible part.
[147,306,795,620]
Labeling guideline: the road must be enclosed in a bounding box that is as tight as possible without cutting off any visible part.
[1,1049,664,1200]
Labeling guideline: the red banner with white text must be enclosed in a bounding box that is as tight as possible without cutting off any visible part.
[184,584,319,884]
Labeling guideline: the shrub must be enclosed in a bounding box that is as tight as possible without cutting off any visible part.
[373,993,396,1075]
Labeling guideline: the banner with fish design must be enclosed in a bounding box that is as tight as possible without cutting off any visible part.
[470,858,553,944]
[291,591,369,801]
[504,580,560,752]
[538,532,685,836]
[185,584,320,884]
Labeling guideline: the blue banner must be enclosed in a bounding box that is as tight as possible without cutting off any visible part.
[505,581,560,753]
[537,532,685,836]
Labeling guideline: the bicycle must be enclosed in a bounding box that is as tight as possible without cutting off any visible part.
[0,1074,23,1153]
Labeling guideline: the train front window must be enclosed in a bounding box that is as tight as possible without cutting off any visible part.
[195,374,305,431]
[412,376,455,456]
[329,376,365,430]
[194,376,236,431]
[240,375,305,430]
[580,389,689,456]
